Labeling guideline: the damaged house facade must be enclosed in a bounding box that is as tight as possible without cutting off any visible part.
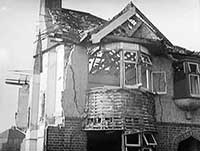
[22,0,200,151]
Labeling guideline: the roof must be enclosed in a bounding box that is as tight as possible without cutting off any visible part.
[47,3,199,58]
[90,2,172,45]
[49,8,106,43]
[167,45,200,58]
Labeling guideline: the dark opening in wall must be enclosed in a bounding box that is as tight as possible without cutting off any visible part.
[178,137,200,151]
[87,131,122,151]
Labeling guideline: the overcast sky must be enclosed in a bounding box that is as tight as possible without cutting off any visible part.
[0,0,199,133]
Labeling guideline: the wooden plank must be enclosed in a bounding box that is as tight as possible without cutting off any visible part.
[105,35,159,45]
[120,50,124,87]
[91,7,136,43]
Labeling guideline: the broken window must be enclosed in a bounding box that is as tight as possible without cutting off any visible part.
[123,51,152,89]
[88,49,121,87]
[151,71,166,94]
[88,45,152,90]
[124,50,137,87]
[140,54,151,89]
[141,54,152,65]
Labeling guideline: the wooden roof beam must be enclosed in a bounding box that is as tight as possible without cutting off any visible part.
[104,35,160,45]
[91,7,136,44]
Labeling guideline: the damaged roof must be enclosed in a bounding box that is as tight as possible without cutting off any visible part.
[49,8,107,43]
[168,45,200,58]
[47,3,199,58]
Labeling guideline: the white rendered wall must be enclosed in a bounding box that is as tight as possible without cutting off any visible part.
[55,45,64,124]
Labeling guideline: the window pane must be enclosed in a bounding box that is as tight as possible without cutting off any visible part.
[88,49,120,87]
[89,50,120,74]
[190,75,200,95]
[141,54,152,65]
[125,63,137,86]
[124,51,137,62]
[141,67,148,89]
[143,134,156,144]
[152,72,166,93]
[126,134,139,145]
[189,63,198,73]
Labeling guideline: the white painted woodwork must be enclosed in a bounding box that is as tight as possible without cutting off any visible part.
[55,45,65,124]
[46,49,57,123]
[91,7,136,43]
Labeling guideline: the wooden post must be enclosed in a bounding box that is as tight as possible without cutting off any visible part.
[120,49,124,88]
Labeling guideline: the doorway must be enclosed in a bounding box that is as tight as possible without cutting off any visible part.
[178,137,200,151]
[87,131,122,151]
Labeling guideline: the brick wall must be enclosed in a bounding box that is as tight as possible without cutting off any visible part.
[156,122,200,151]
[46,117,87,151]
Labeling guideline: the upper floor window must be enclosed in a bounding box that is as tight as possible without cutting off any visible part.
[123,51,152,89]
[173,61,200,98]
[151,71,167,94]
[88,43,152,90]
[188,62,200,96]
[124,50,138,87]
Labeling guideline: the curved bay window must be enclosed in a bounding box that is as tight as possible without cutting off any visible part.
[88,42,152,90]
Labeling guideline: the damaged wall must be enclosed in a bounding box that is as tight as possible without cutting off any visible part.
[152,54,200,123]
[62,45,88,117]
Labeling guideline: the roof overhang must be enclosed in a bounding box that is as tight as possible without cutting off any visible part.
[91,7,136,44]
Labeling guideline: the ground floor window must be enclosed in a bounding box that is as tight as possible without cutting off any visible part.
[143,133,157,146]
[124,132,157,151]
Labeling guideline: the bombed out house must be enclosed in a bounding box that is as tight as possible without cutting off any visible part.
[21,0,200,151]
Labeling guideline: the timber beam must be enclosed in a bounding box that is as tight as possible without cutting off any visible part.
[103,35,161,46]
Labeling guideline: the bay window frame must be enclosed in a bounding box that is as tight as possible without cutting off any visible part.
[122,49,151,90]
[123,49,139,88]
[189,73,200,97]
[187,62,200,97]
[89,44,152,90]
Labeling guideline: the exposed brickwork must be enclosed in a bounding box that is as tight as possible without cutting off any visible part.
[46,117,87,151]
[156,122,200,151]
[85,88,156,131]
